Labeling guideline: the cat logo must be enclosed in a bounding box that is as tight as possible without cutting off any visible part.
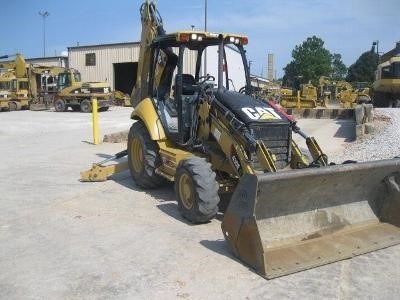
[241,107,281,120]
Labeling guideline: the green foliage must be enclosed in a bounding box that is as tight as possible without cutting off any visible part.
[331,53,347,81]
[346,51,379,83]
[283,36,332,87]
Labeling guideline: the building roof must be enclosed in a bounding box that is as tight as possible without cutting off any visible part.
[26,56,67,61]
[68,41,140,50]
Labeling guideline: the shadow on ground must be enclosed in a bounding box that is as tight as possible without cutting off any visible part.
[333,120,356,142]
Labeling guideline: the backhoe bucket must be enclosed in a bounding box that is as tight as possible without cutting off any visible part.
[221,158,400,279]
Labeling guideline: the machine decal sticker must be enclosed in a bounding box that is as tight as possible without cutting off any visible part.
[241,107,282,120]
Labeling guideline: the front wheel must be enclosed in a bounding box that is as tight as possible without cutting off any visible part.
[127,120,166,188]
[80,99,92,113]
[175,157,219,223]
[54,99,66,112]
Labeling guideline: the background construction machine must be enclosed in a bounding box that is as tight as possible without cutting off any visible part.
[0,54,31,111]
[336,80,371,108]
[83,0,400,279]
[54,68,113,112]
[0,54,113,112]
[279,83,322,108]
[373,41,400,107]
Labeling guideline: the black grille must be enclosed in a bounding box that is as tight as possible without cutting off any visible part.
[249,122,291,169]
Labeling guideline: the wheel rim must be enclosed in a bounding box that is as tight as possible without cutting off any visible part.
[178,173,194,210]
[82,102,90,112]
[131,137,144,173]
[55,100,63,111]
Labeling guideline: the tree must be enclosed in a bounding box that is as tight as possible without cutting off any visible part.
[283,36,332,87]
[346,51,379,83]
[331,53,347,81]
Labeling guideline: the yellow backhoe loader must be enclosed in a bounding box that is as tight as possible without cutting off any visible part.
[82,1,400,279]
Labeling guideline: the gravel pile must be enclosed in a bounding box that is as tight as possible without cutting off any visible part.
[333,108,400,163]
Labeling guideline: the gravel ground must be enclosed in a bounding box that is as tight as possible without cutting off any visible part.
[334,108,400,162]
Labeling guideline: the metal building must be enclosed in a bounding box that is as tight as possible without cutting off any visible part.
[68,42,140,95]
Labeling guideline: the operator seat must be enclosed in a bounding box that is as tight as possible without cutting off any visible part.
[180,74,196,95]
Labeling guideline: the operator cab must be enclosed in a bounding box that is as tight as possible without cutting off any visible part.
[57,70,81,90]
[148,31,251,143]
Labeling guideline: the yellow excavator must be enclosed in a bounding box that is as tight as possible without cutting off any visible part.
[82,1,400,279]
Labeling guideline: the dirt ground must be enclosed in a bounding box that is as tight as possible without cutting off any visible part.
[1,107,399,299]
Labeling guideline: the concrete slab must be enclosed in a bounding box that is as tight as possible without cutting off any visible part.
[1,107,399,299]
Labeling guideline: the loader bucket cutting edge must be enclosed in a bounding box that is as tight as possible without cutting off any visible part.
[221,158,400,279]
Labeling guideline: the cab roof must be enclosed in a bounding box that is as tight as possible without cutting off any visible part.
[152,30,248,48]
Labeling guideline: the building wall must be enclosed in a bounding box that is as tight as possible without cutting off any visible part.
[26,56,68,68]
[68,43,140,89]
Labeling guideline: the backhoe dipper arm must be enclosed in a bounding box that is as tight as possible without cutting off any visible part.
[131,1,165,106]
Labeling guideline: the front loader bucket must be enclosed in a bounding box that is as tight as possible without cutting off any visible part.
[221,158,400,279]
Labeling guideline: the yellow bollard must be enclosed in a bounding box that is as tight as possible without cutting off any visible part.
[92,98,99,145]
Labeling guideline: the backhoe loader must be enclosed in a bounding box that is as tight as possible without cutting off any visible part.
[82,1,400,279]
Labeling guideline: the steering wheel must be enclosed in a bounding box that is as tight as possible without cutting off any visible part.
[198,74,215,84]
[239,86,247,94]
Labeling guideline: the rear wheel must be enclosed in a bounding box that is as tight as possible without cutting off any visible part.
[175,157,219,223]
[8,102,17,111]
[80,99,92,113]
[54,99,66,112]
[127,120,166,188]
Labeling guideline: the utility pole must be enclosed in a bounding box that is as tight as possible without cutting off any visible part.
[204,0,207,76]
[39,11,50,57]
[373,40,379,57]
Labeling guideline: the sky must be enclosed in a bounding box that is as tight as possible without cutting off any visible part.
[1,0,399,78]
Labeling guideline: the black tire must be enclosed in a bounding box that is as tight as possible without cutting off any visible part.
[127,120,167,188]
[174,157,219,223]
[8,102,17,111]
[54,99,66,112]
[80,99,92,113]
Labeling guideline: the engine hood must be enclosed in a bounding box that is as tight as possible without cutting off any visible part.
[215,89,289,125]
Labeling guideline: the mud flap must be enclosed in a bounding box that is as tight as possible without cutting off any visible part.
[221,158,400,279]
